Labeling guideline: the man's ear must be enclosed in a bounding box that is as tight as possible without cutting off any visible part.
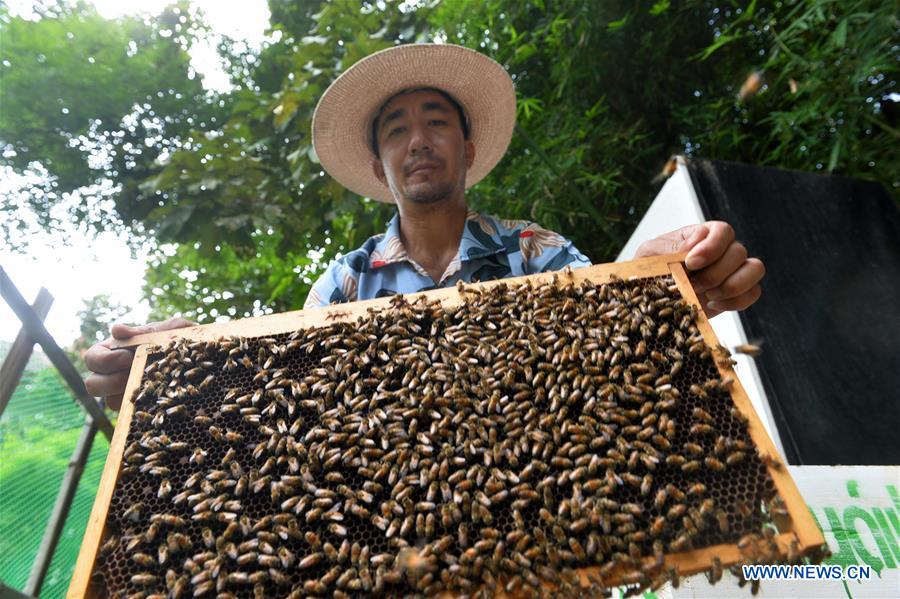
[464,140,475,169]
[372,158,387,186]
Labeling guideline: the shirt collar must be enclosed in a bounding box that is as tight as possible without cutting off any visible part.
[369,210,508,271]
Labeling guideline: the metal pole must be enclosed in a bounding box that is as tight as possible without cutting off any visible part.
[24,416,100,597]
[0,267,114,440]
[0,288,53,417]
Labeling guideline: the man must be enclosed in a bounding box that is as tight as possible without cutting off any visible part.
[85,44,764,408]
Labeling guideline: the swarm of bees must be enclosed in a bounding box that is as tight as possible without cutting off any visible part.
[94,274,813,598]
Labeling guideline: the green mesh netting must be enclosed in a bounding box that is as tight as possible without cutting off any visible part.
[0,362,110,598]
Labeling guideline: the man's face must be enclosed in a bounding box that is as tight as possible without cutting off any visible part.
[372,89,475,205]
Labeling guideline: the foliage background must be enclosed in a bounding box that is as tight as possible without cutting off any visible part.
[2,0,897,323]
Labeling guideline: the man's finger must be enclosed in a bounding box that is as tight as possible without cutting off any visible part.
[634,224,708,259]
[685,221,735,271]
[690,242,748,293]
[111,317,195,340]
[83,343,135,375]
[705,258,766,301]
[110,322,151,340]
[84,370,130,399]
[707,284,762,313]
[105,393,125,412]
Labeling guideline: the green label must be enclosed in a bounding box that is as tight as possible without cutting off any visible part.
[811,484,900,575]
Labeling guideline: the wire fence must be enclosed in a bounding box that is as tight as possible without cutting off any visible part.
[0,354,109,598]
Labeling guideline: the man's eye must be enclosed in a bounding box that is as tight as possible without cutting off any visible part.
[387,126,405,137]
[430,120,447,126]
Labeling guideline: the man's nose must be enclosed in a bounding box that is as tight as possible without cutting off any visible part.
[408,124,432,155]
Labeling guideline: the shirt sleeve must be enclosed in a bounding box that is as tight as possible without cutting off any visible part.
[518,222,592,274]
[303,260,360,309]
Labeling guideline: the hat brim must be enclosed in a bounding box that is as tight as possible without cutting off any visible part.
[312,44,516,204]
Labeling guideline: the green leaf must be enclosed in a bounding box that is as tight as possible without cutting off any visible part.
[266,274,293,304]
[649,1,670,16]
[273,95,299,131]
[517,97,543,120]
[514,43,537,61]
[832,19,848,48]
[827,139,841,172]
[696,33,741,61]
[745,0,758,19]
[607,16,628,31]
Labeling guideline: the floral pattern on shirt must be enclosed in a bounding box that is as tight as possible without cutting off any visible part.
[302,210,591,308]
[518,222,568,262]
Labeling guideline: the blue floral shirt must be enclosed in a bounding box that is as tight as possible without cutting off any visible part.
[303,210,592,308]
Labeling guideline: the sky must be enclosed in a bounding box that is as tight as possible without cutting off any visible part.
[0,0,271,346]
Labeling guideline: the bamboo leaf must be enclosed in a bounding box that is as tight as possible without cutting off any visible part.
[696,33,741,61]
[832,19,848,48]
[650,1,670,16]
[827,139,841,172]
[607,16,628,31]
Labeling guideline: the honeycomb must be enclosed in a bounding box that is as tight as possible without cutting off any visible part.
[90,274,792,598]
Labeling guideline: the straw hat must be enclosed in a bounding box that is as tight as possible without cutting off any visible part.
[312,43,516,203]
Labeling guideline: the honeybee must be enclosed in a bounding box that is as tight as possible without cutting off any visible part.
[713,509,729,533]
[693,407,714,423]
[666,454,687,467]
[726,451,746,466]
[99,534,119,556]
[734,341,763,357]
[738,533,758,553]
[690,423,714,436]
[653,488,669,510]
[157,478,172,499]
[687,483,707,497]
[689,384,708,400]
[670,534,691,553]
[769,496,790,518]
[698,497,715,518]
[165,404,187,418]
[122,502,144,523]
[150,513,187,528]
[705,457,726,472]
[759,451,783,470]
[708,556,723,583]
[650,516,666,537]
[131,573,157,586]
[681,460,700,473]
[674,440,699,460]
[787,538,800,563]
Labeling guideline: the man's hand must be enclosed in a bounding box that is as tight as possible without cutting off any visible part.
[634,222,765,318]
[84,317,194,411]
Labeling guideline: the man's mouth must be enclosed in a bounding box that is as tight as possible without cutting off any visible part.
[406,161,441,176]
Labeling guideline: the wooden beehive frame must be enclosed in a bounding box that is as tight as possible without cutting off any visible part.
[68,253,824,597]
